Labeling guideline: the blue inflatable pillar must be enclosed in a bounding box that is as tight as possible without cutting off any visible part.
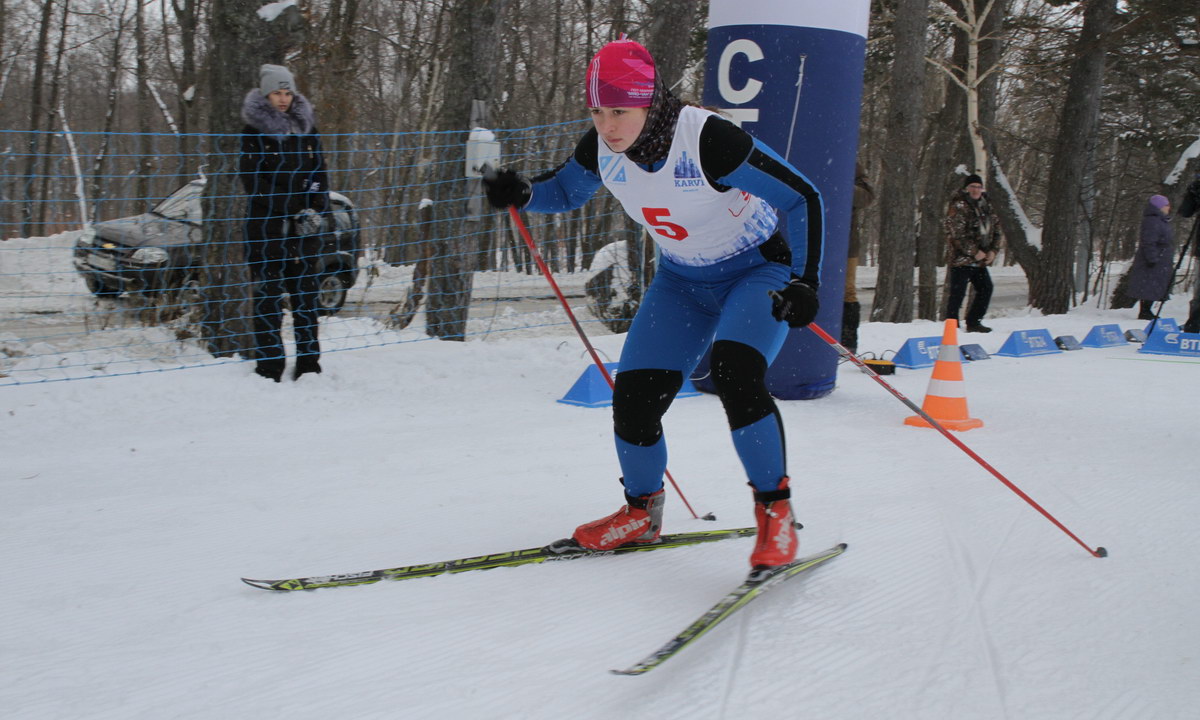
[693,1,871,400]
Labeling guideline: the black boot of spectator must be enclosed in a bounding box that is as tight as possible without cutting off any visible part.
[293,355,322,381]
[841,301,860,353]
[254,358,284,383]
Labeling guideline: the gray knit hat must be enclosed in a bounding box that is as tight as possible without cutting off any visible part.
[259,64,295,96]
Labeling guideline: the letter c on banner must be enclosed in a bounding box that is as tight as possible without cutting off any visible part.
[718,39,764,104]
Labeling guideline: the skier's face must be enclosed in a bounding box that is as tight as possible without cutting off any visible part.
[267,89,294,113]
[590,107,648,154]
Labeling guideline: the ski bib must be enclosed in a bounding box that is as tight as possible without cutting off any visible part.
[597,106,778,267]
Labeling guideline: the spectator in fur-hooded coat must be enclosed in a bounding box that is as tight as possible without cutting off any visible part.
[238,64,330,382]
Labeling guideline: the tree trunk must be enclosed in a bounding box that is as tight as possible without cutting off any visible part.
[1029,0,1116,314]
[871,0,929,323]
[202,0,304,356]
[171,0,200,134]
[35,0,70,233]
[919,1,1008,320]
[91,3,130,221]
[644,0,700,89]
[135,0,152,203]
[308,0,360,135]
[425,0,505,340]
[915,95,962,321]
[20,0,54,237]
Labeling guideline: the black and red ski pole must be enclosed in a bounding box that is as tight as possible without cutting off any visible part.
[506,205,713,521]
[807,322,1106,558]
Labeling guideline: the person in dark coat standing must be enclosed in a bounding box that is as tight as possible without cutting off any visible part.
[841,161,874,353]
[943,173,1002,333]
[1126,194,1175,320]
[239,64,331,382]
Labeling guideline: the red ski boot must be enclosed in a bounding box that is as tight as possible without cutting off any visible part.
[573,489,665,550]
[749,477,797,569]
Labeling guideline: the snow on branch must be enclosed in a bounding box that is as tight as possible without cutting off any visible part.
[146,81,180,136]
[1163,137,1200,186]
[991,156,1042,251]
[257,1,297,23]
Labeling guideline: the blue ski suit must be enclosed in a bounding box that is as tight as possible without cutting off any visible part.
[525,110,824,496]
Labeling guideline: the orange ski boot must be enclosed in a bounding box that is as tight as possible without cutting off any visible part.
[573,488,665,550]
[749,477,798,569]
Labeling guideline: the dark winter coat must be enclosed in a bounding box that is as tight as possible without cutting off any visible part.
[238,90,330,242]
[1126,201,1175,301]
[848,162,875,259]
[944,189,1002,267]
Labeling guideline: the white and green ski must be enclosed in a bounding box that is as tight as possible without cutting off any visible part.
[611,543,848,676]
[242,526,759,592]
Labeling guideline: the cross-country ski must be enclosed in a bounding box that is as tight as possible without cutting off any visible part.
[611,543,847,675]
[242,527,758,591]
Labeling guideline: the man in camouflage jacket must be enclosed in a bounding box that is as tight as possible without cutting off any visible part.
[944,173,1002,332]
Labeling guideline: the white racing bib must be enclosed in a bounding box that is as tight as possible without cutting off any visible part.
[597,106,778,267]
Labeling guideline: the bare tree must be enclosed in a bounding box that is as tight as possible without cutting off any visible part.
[20,0,56,236]
[929,0,1003,176]
[135,0,152,202]
[994,0,1117,314]
[201,0,304,356]
[871,0,930,323]
[89,0,131,221]
[304,0,361,134]
[425,0,506,339]
[912,0,1009,320]
[166,0,201,134]
[643,0,699,89]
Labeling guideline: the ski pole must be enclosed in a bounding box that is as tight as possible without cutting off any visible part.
[505,205,712,521]
[807,321,1107,558]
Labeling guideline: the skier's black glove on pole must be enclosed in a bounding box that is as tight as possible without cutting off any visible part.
[768,277,820,328]
[482,166,531,210]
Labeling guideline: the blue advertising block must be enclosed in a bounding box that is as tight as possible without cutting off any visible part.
[1144,317,1179,335]
[994,329,1062,357]
[891,336,942,369]
[1055,335,1082,351]
[1138,330,1200,358]
[1081,324,1127,348]
[558,363,701,408]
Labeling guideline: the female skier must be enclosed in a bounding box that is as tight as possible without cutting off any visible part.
[483,39,824,570]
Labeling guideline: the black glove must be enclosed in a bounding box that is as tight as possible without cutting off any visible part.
[769,278,820,328]
[482,167,531,209]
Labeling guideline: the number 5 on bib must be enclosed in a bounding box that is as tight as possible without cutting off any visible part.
[642,207,690,241]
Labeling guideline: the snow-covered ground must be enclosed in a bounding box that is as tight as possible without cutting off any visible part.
[3,270,1198,717]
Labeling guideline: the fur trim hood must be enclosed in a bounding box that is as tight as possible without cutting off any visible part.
[241,89,317,135]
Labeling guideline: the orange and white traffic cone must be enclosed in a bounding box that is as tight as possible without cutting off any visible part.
[904,319,983,431]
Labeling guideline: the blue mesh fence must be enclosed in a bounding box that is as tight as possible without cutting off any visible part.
[0,121,652,386]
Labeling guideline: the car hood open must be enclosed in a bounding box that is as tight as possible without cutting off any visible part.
[93,213,193,249]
